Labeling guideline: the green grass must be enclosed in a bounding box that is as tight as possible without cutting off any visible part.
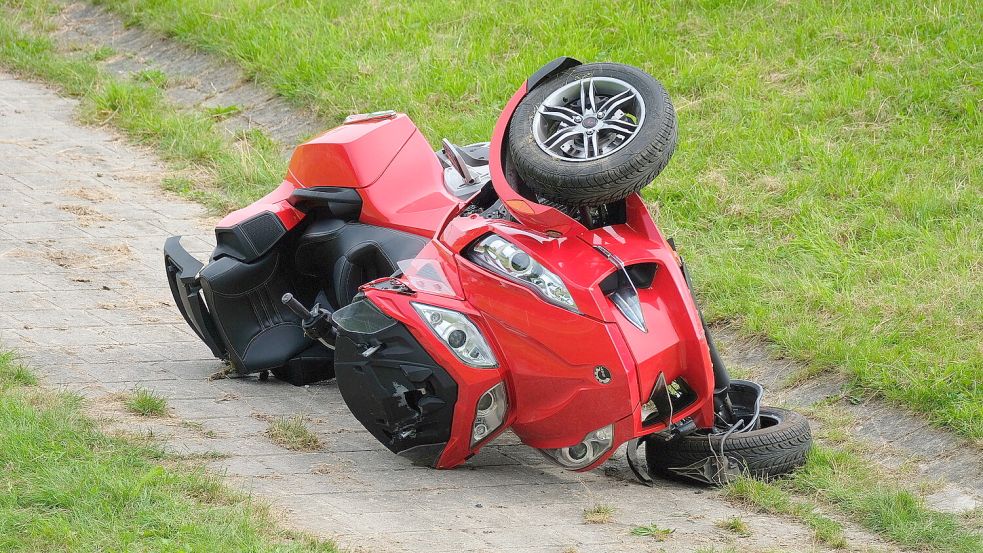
[0,351,37,388]
[582,504,614,524]
[266,416,322,451]
[715,516,751,537]
[726,401,983,552]
[0,351,336,552]
[629,523,674,541]
[726,475,848,549]
[125,388,168,416]
[133,67,168,87]
[75,0,983,438]
[794,445,981,551]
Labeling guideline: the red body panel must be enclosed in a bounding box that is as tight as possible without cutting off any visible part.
[216,180,306,230]
[218,113,457,238]
[355,129,459,237]
[286,114,416,189]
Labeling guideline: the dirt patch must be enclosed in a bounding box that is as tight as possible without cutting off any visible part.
[59,203,109,226]
[96,298,169,311]
[65,186,118,202]
[9,239,133,270]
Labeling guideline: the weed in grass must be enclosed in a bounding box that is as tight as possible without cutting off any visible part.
[630,523,674,541]
[266,415,321,451]
[582,504,614,524]
[0,351,37,388]
[180,419,205,431]
[90,44,115,61]
[171,450,230,462]
[133,67,167,88]
[126,388,167,417]
[179,419,218,438]
[715,516,750,537]
[206,104,242,120]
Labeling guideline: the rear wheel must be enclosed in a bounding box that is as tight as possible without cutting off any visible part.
[645,406,812,485]
[508,62,677,207]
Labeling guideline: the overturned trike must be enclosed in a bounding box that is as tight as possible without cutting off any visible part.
[165,58,810,485]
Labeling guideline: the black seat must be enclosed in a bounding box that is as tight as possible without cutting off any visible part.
[198,250,311,374]
[294,219,428,308]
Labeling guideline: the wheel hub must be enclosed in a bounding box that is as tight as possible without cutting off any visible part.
[532,76,645,162]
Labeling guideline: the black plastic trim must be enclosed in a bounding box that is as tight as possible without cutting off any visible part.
[527,57,582,91]
[213,211,287,262]
[333,297,457,467]
[288,186,362,220]
[164,236,227,359]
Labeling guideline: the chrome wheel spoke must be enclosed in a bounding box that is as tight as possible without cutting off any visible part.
[597,89,636,118]
[587,79,598,112]
[588,132,600,158]
[579,79,588,114]
[601,119,637,137]
[543,127,580,149]
[538,104,579,125]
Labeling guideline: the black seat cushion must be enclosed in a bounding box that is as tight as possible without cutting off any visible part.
[294,219,428,308]
[199,250,308,373]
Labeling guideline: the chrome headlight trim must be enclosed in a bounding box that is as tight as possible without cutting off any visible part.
[466,234,578,312]
[471,382,508,445]
[538,424,615,470]
[412,303,497,368]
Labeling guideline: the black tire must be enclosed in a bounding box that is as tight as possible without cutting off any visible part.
[508,62,677,207]
[645,406,812,485]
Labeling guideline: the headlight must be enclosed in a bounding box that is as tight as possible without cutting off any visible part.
[539,424,615,470]
[472,382,508,445]
[466,234,578,312]
[412,303,497,368]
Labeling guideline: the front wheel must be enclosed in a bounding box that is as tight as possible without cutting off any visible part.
[508,62,678,207]
[645,406,812,485]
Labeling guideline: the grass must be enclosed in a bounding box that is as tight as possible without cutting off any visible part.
[70,0,983,439]
[125,388,168,416]
[726,475,847,549]
[180,419,218,438]
[715,516,750,537]
[0,350,336,552]
[0,351,37,388]
[629,523,674,541]
[266,415,322,451]
[726,401,983,552]
[133,67,167,87]
[794,446,981,551]
[582,504,614,524]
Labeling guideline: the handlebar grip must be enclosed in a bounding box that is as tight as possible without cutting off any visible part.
[281,293,311,320]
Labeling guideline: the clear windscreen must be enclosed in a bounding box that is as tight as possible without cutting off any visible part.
[397,242,461,298]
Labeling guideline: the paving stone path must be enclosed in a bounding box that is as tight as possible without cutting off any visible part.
[0,72,899,552]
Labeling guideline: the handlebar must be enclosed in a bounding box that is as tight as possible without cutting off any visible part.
[281,293,312,320]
